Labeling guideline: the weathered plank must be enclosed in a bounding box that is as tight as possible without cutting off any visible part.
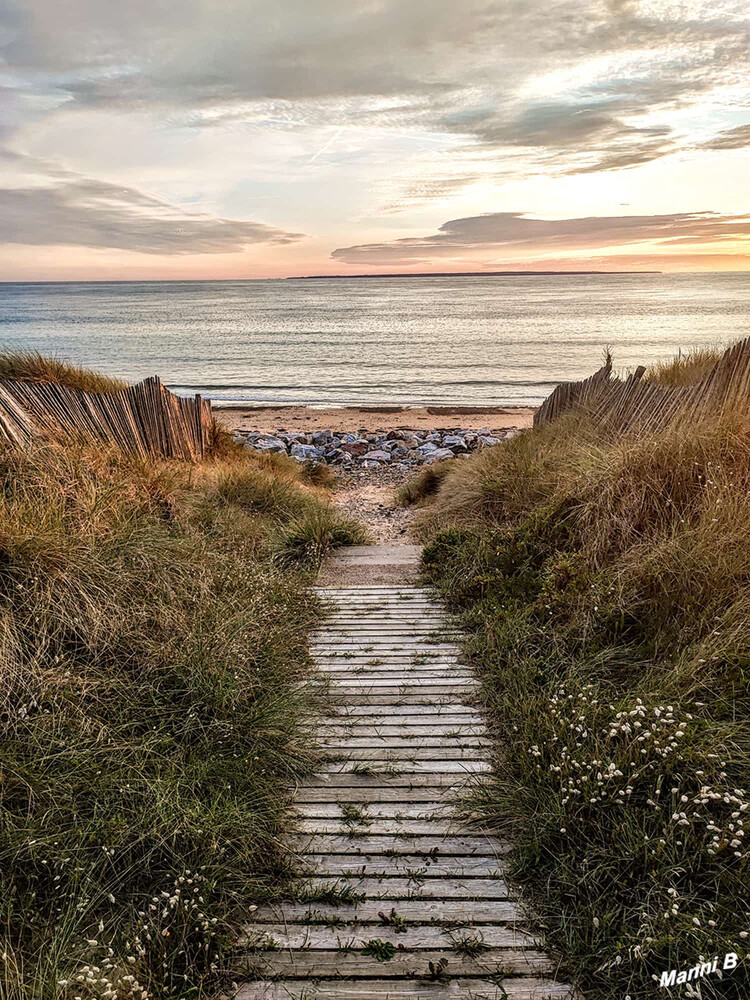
[241,922,538,950]
[294,785,471,803]
[294,876,511,899]
[316,760,491,774]
[294,819,487,835]
[242,947,553,977]
[292,803,460,819]
[246,900,522,924]
[320,747,487,761]
[316,722,489,746]
[286,854,507,876]
[285,835,508,855]
[316,736,491,749]
[237,977,574,999]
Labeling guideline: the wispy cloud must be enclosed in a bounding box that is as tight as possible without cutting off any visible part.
[332,210,750,267]
[0,162,303,254]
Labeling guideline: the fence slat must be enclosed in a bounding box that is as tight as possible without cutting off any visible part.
[0,378,213,460]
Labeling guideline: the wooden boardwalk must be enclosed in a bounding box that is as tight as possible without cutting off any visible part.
[239,573,573,999]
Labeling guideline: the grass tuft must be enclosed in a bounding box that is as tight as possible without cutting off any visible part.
[0,351,128,393]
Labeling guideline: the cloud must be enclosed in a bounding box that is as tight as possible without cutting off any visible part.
[331,210,750,266]
[3,0,750,182]
[699,122,750,150]
[0,172,303,254]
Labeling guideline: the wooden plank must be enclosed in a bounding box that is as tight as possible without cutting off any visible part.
[285,835,507,856]
[316,761,490,774]
[244,899,522,925]
[324,681,473,692]
[294,785,466,803]
[299,772,478,789]
[241,923,537,950]
[237,977,574,999]
[316,725,486,739]
[289,854,506,876]
[316,737,490,749]
[321,748,486,761]
[292,803,460,820]
[334,706,481,718]
[294,877,511,899]
[241,947,553,977]
[294,819,485,835]
[329,695,478,706]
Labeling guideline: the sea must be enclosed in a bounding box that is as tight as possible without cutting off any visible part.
[1,272,749,408]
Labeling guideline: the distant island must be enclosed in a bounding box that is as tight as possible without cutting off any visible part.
[287,269,661,280]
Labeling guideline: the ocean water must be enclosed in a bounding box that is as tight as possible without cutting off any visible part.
[1,273,749,407]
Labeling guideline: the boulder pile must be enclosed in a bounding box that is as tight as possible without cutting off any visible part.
[233,426,519,468]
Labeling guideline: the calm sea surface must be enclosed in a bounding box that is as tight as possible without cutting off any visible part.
[1,273,749,407]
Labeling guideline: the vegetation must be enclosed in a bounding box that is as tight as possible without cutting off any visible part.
[643,345,722,387]
[0,356,365,1000]
[0,351,128,393]
[405,356,750,998]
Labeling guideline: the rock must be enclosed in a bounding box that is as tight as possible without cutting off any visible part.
[341,439,369,456]
[253,436,288,453]
[362,449,392,462]
[425,432,441,442]
[478,434,501,448]
[311,429,332,445]
[340,432,360,444]
[291,442,325,461]
[361,459,382,469]
[391,446,410,459]
[424,448,456,463]
[442,434,468,452]
[477,426,490,436]
[417,441,438,455]
[505,428,520,439]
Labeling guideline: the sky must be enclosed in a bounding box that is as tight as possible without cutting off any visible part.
[1,0,750,280]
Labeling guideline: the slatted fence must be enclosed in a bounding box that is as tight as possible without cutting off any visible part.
[534,337,750,436]
[0,376,212,460]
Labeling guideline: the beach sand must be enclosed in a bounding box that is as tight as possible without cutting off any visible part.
[216,404,536,434]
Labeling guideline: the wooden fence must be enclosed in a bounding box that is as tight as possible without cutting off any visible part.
[534,337,750,436]
[0,376,213,460]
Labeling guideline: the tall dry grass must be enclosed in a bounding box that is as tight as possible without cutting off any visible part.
[408,359,750,998]
[0,351,128,393]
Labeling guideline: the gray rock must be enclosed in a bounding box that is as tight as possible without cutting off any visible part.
[478,434,501,448]
[253,436,288,453]
[291,442,325,461]
[477,426,490,436]
[505,428,520,439]
[391,446,410,459]
[361,459,382,469]
[424,448,455,463]
[442,434,468,452]
[362,449,392,462]
[311,429,332,445]
[340,432,360,444]
[417,441,438,455]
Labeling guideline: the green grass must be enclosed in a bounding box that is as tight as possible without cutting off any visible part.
[408,351,750,999]
[0,433,363,999]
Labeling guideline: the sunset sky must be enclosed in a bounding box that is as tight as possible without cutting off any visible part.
[2,0,750,280]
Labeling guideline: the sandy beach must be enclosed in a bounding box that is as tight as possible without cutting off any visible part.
[216,403,536,434]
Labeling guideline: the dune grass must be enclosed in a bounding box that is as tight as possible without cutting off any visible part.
[644,345,723,387]
[0,351,129,393]
[407,367,750,997]
[0,427,362,999]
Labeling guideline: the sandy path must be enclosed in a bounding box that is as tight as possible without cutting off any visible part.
[328,466,417,545]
